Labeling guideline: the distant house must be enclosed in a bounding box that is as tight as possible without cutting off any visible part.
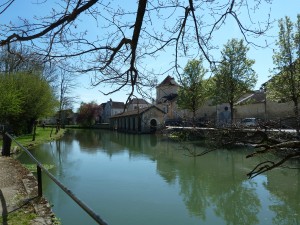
[126,98,150,111]
[98,103,106,123]
[102,99,125,123]
[110,105,166,133]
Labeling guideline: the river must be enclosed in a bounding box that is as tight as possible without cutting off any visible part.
[17,129,300,225]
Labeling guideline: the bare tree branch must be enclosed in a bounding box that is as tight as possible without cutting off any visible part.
[246,140,300,178]
[0,0,274,99]
[0,0,15,15]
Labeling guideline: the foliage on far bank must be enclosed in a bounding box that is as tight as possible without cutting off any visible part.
[76,101,102,126]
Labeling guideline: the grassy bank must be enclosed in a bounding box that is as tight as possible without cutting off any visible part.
[1,127,66,150]
[16,127,66,148]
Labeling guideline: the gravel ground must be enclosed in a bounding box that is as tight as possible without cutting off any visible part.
[0,156,57,225]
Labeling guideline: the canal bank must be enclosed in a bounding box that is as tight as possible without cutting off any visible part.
[0,127,65,224]
[0,156,57,224]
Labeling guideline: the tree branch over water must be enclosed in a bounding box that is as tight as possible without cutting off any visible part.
[246,140,300,178]
[169,126,300,178]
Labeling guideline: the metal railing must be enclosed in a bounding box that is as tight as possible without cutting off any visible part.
[3,132,109,225]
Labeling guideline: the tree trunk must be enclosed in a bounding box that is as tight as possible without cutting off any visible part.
[230,102,234,125]
[32,120,38,141]
[192,110,196,126]
[293,99,299,135]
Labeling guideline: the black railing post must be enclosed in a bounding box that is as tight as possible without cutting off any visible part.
[2,132,12,156]
[37,165,43,197]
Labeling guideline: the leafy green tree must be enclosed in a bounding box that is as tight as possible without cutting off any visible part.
[76,102,102,126]
[0,75,23,123]
[177,59,209,123]
[213,39,257,122]
[0,72,58,134]
[267,15,300,132]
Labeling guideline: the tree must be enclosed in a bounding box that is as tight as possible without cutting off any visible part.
[0,72,58,134]
[0,74,23,123]
[244,15,300,179]
[213,39,257,122]
[267,15,300,133]
[76,102,102,126]
[0,1,272,102]
[55,68,78,127]
[177,59,208,123]
[0,45,58,86]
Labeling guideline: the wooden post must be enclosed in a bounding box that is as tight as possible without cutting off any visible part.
[2,132,11,157]
[37,165,43,197]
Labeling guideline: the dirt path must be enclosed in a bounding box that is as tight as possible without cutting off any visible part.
[0,156,57,225]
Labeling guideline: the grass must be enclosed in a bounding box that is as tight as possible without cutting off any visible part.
[1,127,65,150]
[0,210,37,225]
[0,193,37,225]
[23,163,55,172]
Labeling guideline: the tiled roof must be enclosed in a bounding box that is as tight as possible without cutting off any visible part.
[111,102,125,108]
[157,75,180,87]
[111,105,165,118]
[235,91,266,105]
[128,98,149,105]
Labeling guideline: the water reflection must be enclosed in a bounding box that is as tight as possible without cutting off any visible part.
[17,129,300,225]
[265,169,300,225]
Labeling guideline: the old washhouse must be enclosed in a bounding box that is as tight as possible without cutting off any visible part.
[110,106,166,134]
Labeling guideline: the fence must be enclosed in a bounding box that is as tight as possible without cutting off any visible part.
[1,132,109,225]
[165,116,299,129]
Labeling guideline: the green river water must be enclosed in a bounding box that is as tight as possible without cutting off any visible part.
[17,129,300,225]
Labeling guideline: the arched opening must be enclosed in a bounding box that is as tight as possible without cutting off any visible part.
[150,119,157,133]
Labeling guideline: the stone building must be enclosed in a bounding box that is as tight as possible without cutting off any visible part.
[110,106,165,133]
[155,75,187,120]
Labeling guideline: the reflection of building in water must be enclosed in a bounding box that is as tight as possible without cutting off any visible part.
[264,167,300,223]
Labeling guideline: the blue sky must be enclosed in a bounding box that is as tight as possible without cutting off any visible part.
[2,0,299,110]
[78,0,298,108]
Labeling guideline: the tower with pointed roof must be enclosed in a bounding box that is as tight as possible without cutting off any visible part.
[156,75,180,104]
[155,75,184,120]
